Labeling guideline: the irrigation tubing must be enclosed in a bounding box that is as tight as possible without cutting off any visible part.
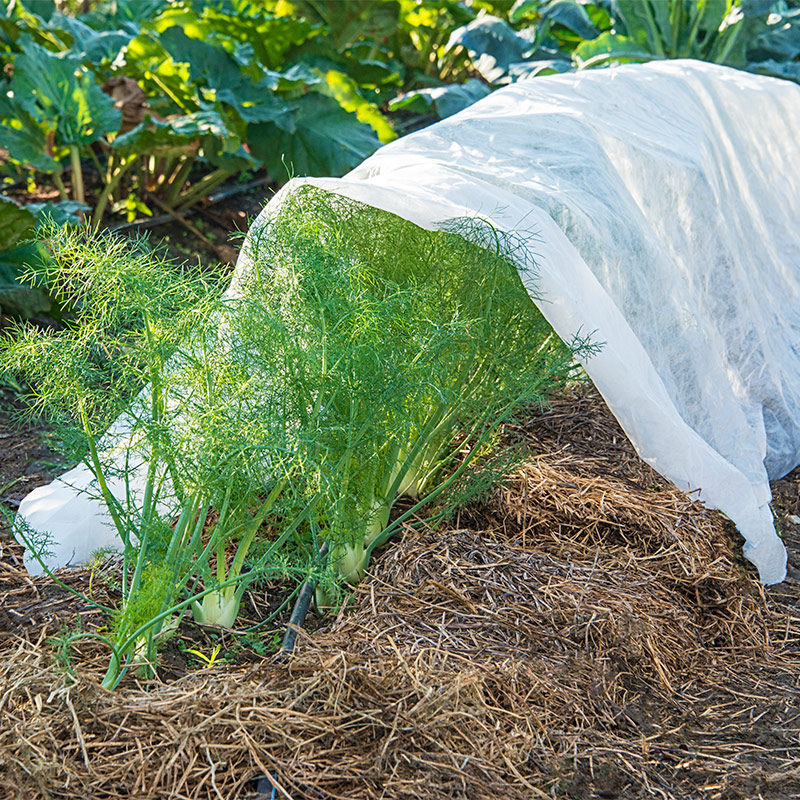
[279,542,329,656]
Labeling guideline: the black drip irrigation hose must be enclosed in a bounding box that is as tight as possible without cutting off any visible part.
[253,543,329,797]
[279,542,329,656]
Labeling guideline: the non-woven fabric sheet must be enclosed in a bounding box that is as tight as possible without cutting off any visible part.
[17,59,797,582]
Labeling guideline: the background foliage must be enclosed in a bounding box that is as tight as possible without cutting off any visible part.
[2,0,800,315]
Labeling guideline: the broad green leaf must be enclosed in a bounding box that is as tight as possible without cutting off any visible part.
[573,31,656,68]
[0,199,49,318]
[709,7,766,67]
[509,0,545,24]
[247,92,381,179]
[114,112,231,157]
[290,0,398,51]
[152,5,319,71]
[387,91,431,114]
[0,249,52,318]
[584,3,613,31]
[340,42,403,87]
[611,1,654,48]
[121,33,197,114]
[217,84,292,124]
[268,62,322,90]
[699,0,732,27]
[206,7,319,70]
[748,58,800,82]
[26,200,89,225]
[750,12,800,62]
[11,40,120,146]
[507,58,573,79]
[155,26,301,126]
[160,111,229,139]
[292,36,403,92]
[0,16,55,51]
[324,70,396,143]
[45,12,131,64]
[0,118,60,172]
[389,78,491,119]
[540,0,601,40]
[80,0,168,28]
[446,16,532,84]
[0,197,36,251]
[201,138,258,172]
[741,0,778,17]
[158,26,245,90]
[12,0,57,22]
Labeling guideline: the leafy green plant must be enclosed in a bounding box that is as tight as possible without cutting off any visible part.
[2,186,586,685]
[234,187,591,592]
[0,0,401,227]
[422,1,800,119]
[571,1,777,70]
[0,197,87,317]
[1,222,317,688]
[1,38,120,205]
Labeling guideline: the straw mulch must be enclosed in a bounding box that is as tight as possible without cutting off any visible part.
[2,387,799,800]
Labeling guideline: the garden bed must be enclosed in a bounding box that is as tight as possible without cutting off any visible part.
[2,383,799,800]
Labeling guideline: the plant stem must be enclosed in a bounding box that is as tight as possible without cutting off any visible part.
[176,169,231,211]
[713,21,743,65]
[52,172,69,201]
[163,158,194,206]
[642,1,665,57]
[80,407,128,548]
[69,146,85,204]
[87,145,104,179]
[92,156,133,228]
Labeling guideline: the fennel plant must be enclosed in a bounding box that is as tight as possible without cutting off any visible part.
[234,187,592,592]
[0,223,316,688]
[2,188,590,686]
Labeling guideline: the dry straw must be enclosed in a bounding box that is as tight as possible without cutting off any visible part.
[2,387,799,799]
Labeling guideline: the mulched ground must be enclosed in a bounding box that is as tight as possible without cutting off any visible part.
[2,383,800,800]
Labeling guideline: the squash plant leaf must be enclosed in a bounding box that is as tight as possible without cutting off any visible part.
[539,0,600,40]
[445,16,533,84]
[573,32,654,68]
[44,12,132,65]
[0,199,87,318]
[11,39,120,146]
[247,92,381,178]
[0,198,36,252]
[0,200,43,318]
[0,120,60,173]
[324,69,396,143]
[152,4,319,71]
[114,111,231,157]
[158,26,246,91]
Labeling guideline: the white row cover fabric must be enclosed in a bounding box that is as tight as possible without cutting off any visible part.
[18,59,797,582]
